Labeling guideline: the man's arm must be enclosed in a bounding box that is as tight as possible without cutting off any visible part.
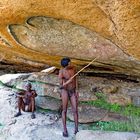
[58,69,64,88]
[74,67,79,98]
[16,91,25,98]
[31,90,37,97]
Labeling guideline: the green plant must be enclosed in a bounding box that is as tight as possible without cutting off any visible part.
[130,116,140,133]
[37,107,51,113]
[122,104,140,116]
[89,120,138,132]
[80,93,140,133]
[95,92,107,101]
[36,107,58,114]
[0,81,4,86]
[80,95,140,117]
[80,99,121,113]
[0,123,4,130]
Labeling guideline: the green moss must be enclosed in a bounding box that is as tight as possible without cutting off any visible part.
[0,123,4,130]
[80,99,122,114]
[36,107,58,114]
[89,121,137,132]
[80,92,140,117]
[80,92,140,132]
[36,107,50,113]
[0,81,4,86]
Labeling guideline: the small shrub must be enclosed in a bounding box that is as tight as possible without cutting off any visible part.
[89,120,138,132]
[80,93,140,132]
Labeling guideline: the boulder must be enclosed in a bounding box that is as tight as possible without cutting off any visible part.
[0,0,140,79]
[14,72,98,101]
[107,94,131,106]
[102,112,128,122]
[67,105,108,123]
[36,96,61,111]
[1,72,140,106]
[76,130,140,140]
[67,105,128,123]
[122,88,140,107]
[0,73,30,85]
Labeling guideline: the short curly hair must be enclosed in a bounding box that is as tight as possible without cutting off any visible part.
[25,82,32,88]
[61,57,71,67]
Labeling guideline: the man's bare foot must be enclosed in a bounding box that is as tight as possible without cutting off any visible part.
[14,112,22,117]
[74,130,79,135]
[63,130,68,137]
[31,113,36,119]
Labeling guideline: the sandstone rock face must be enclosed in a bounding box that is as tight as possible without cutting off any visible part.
[67,105,128,123]
[0,0,140,79]
[36,96,61,111]
[76,130,140,140]
[2,72,140,106]
[107,94,131,106]
[67,105,108,123]
[0,73,129,125]
[14,73,97,101]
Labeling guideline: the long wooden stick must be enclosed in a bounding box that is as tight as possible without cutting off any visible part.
[63,57,97,86]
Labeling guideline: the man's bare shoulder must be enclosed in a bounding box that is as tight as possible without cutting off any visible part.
[72,66,76,70]
[59,68,63,73]
[69,66,76,72]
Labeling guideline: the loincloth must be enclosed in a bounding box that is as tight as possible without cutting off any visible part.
[23,98,31,105]
[61,88,76,98]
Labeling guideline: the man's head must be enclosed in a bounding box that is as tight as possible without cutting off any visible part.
[25,82,32,91]
[61,57,71,68]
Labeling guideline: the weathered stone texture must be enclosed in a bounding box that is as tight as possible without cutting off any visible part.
[0,0,140,78]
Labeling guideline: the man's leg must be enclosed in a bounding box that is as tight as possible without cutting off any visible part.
[14,97,25,117]
[70,94,79,134]
[61,90,68,137]
[28,97,36,119]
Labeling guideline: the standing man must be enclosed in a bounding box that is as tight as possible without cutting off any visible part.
[59,57,79,137]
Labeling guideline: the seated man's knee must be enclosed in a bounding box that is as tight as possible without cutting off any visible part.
[18,97,23,104]
[18,97,23,101]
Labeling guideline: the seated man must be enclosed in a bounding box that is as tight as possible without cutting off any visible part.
[14,82,37,119]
